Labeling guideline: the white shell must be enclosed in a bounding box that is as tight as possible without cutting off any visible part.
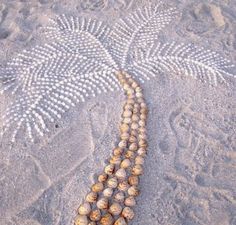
[124,196,136,207]
[107,177,118,188]
[86,192,97,203]
[74,215,88,225]
[114,191,125,202]
[104,164,114,175]
[127,186,139,196]
[78,202,91,215]
[120,159,131,169]
[115,168,127,180]
[109,202,122,216]
[135,156,144,165]
[97,198,108,210]
[103,188,113,198]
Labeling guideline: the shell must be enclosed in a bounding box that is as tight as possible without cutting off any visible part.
[120,132,129,140]
[140,114,147,120]
[139,127,146,133]
[135,86,142,93]
[129,143,138,151]
[139,120,146,127]
[123,117,132,124]
[89,209,101,221]
[135,156,144,165]
[132,164,143,176]
[97,198,109,210]
[131,122,139,130]
[110,155,121,165]
[88,222,96,225]
[118,181,129,191]
[136,92,143,98]
[109,202,122,216]
[120,123,129,133]
[124,104,133,111]
[122,207,135,221]
[114,191,125,203]
[115,168,127,180]
[127,186,139,196]
[129,135,137,143]
[103,188,113,198]
[85,192,97,203]
[113,147,123,156]
[124,196,136,207]
[137,148,146,157]
[98,173,108,183]
[139,133,147,140]
[107,177,118,188]
[128,175,139,186]
[120,159,131,169]
[114,217,127,225]
[139,139,148,148]
[104,164,115,175]
[131,81,138,89]
[118,140,127,149]
[100,213,114,225]
[125,150,135,159]
[127,99,135,105]
[78,202,91,215]
[91,182,104,193]
[131,114,139,122]
[140,108,148,115]
[74,215,88,225]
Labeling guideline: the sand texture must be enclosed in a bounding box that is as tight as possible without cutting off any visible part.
[0,0,236,225]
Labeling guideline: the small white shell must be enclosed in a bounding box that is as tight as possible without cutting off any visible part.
[131,122,139,130]
[122,207,135,221]
[118,181,129,191]
[124,196,136,207]
[103,188,113,198]
[118,140,127,148]
[107,177,118,188]
[104,164,115,175]
[78,202,91,215]
[109,202,122,216]
[127,186,139,196]
[115,168,127,180]
[74,215,88,225]
[97,198,109,210]
[114,191,125,203]
[120,159,131,169]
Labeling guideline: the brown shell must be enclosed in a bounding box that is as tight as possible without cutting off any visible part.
[100,213,114,225]
[74,215,88,225]
[132,164,143,176]
[127,186,139,197]
[104,164,115,175]
[97,198,109,210]
[103,188,113,198]
[115,168,127,181]
[114,217,127,225]
[128,175,139,186]
[114,191,125,203]
[89,209,101,221]
[110,155,121,165]
[135,156,144,165]
[109,202,122,216]
[120,123,129,133]
[120,158,131,169]
[139,139,148,148]
[86,192,97,203]
[129,135,137,143]
[124,196,136,207]
[122,207,135,221]
[129,143,138,151]
[91,182,104,193]
[98,173,108,183]
[107,177,118,188]
[125,150,135,159]
[113,147,123,156]
[78,202,91,215]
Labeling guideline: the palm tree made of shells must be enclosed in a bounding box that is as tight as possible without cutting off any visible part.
[0,2,235,225]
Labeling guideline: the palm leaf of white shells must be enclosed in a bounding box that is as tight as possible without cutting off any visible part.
[0,3,235,142]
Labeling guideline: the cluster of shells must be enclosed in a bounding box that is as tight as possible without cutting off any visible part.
[74,72,148,225]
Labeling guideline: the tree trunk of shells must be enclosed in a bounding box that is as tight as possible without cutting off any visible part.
[74,72,148,225]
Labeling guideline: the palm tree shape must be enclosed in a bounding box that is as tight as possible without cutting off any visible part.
[0,2,235,225]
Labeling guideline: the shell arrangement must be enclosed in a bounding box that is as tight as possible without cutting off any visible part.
[0,1,235,225]
[75,72,148,225]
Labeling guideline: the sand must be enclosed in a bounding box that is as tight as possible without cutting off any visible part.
[0,0,236,225]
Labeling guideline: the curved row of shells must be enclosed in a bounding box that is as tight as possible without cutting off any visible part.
[74,71,148,225]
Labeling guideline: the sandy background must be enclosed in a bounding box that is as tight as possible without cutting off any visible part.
[0,0,236,225]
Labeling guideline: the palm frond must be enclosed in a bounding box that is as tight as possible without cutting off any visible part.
[109,2,178,68]
[127,42,235,86]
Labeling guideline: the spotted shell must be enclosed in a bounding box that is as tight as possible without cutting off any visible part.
[100,213,114,225]
[107,177,118,188]
[120,159,131,169]
[127,186,139,196]
[89,209,101,221]
[124,196,136,207]
[122,207,135,221]
[97,198,109,210]
[98,173,108,183]
[114,191,125,203]
[103,188,113,198]
[128,175,139,186]
[114,217,127,225]
[104,164,115,175]
[92,182,104,193]
[115,168,127,180]
[78,202,91,215]
[86,192,97,203]
[132,164,143,176]
[74,215,88,225]
[109,202,122,216]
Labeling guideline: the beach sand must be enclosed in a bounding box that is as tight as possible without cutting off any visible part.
[0,0,236,224]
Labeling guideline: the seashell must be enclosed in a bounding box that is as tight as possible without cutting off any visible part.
[127,99,135,105]
[98,173,108,183]
[118,140,127,149]
[139,127,146,133]
[104,164,115,175]
[88,222,96,225]
[123,83,130,91]
[131,122,139,130]
[97,197,109,210]
[140,114,147,120]
[128,93,135,99]
[109,202,122,216]
[131,81,138,89]
[135,87,142,93]
[114,217,127,225]
[136,92,143,98]
[127,186,139,196]
[124,104,133,111]
[137,148,147,157]
[135,156,144,165]
[114,191,125,203]
[132,107,140,114]
[118,181,130,191]
[115,168,127,180]
[107,177,118,188]
[86,192,97,203]
[120,123,129,133]
[120,159,131,169]
[139,133,147,140]
[131,130,138,137]
[132,164,143,176]
[123,117,132,124]
[113,147,123,156]
[128,175,139,186]
[74,215,88,225]
[131,114,139,122]
[140,102,147,108]
[123,110,132,118]
[129,143,138,151]
[139,139,148,148]
[110,155,121,165]
[92,182,104,193]
[78,202,91,215]
[103,188,113,198]
[137,97,145,104]
[120,132,129,140]
[129,135,137,143]
[125,150,135,159]
[89,209,101,221]
[122,207,135,221]
[140,108,148,115]
[100,213,114,225]
[139,120,146,127]
[124,196,136,207]
[127,89,134,95]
